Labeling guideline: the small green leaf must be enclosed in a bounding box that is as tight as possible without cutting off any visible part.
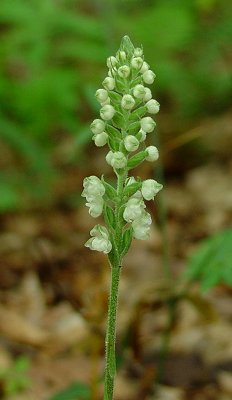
[108,91,122,103]
[185,228,232,292]
[121,227,133,256]
[123,182,142,197]
[112,112,125,129]
[106,124,121,139]
[130,106,147,121]
[127,151,147,169]
[49,382,90,400]
[104,204,115,228]
[128,121,140,135]
[108,136,119,151]
[101,177,117,200]
[114,79,124,93]
[130,76,143,88]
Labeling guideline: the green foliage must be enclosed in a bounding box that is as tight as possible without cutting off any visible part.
[0,356,31,396]
[118,0,232,118]
[185,228,232,291]
[0,0,107,210]
[49,382,91,400]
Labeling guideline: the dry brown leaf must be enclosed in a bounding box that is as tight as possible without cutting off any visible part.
[0,304,48,346]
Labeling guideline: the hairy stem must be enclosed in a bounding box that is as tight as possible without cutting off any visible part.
[104,264,121,400]
[104,168,126,399]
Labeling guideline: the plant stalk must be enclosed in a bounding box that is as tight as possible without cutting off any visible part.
[104,264,121,400]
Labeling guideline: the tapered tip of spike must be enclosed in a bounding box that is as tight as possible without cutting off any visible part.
[120,35,134,57]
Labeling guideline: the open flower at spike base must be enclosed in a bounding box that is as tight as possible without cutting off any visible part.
[85,225,112,254]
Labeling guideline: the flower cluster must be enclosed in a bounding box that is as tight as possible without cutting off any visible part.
[82,36,163,259]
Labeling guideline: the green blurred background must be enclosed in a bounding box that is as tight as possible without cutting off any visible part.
[1,0,231,212]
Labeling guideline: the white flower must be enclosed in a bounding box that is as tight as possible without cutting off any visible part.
[133,84,146,99]
[86,197,104,218]
[100,105,115,120]
[85,225,112,254]
[90,119,105,134]
[121,94,135,110]
[107,56,117,69]
[145,146,159,162]
[140,61,150,74]
[124,135,139,152]
[132,211,152,240]
[102,77,115,90]
[106,151,127,169]
[117,51,126,61]
[118,65,130,78]
[123,198,145,222]
[82,176,105,202]
[146,99,160,114]
[143,87,152,101]
[94,132,108,147]
[141,179,163,200]
[95,89,108,104]
[143,70,156,84]
[140,117,156,133]
[131,57,143,69]
[134,47,143,57]
[137,129,146,142]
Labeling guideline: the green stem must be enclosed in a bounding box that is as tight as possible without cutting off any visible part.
[104,264,121,400]
[104,169,126,399]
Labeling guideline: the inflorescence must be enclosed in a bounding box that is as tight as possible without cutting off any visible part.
[82,36,163,261]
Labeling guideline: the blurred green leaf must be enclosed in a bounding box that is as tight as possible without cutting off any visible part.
[185,228,232,291]
[50,382,91,400]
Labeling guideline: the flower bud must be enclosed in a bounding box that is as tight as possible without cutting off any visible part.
[143,70,156,84]
[118,65,130,78]
[140,61,150,74]
[146,99,160,114]
[143,87,152,102]
[145,146,159,162]
[106,151,127,169]
[140,117,156,133]
[117,51,126,61]
[95,89,108,104]
[94,132,108,147]
[134,47,143,57]
[123,197,145,222]
[121,94,135,110]
[107,56,117,69]
[132,211,152,240]
[133,84,146,99]
[141,179,163,200]
[124,135,139,152]
[102,77,115,90]
[137,129,146,142]
[100,105,115,120]
[131,57,143,69]
[90,119,105,134]
[85,225,112,254]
